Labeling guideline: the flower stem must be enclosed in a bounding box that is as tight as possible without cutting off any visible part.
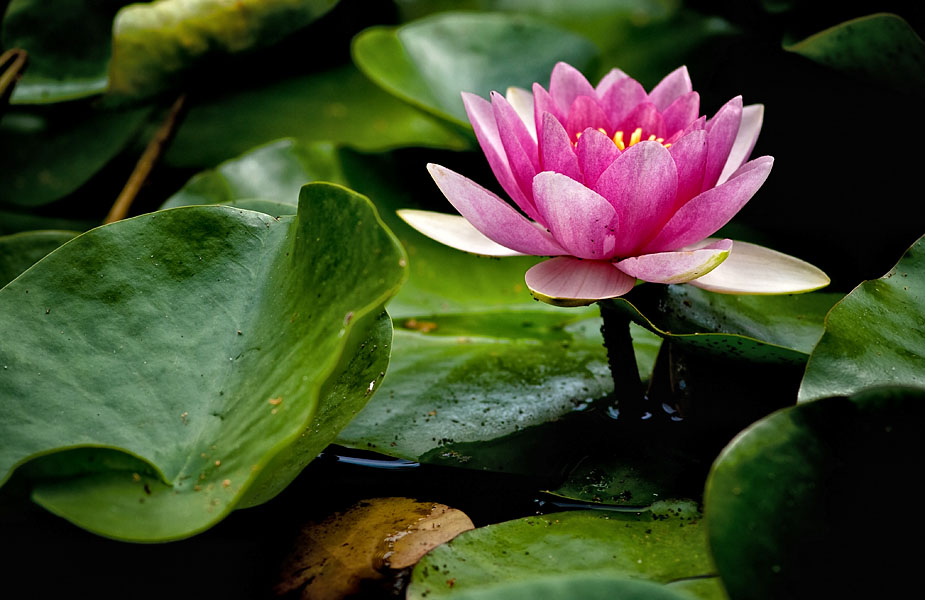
[597,300,645,422]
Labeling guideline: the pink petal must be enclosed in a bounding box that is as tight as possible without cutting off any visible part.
[533,171,617,260]
[595,68,629,96]
[661,91,700,136]
[525,257,636,306]
[427,163,566,256]
[397,209,526,257]
[641,156,773,253]
[540,112,581,180]
[565,95,612,139]
[600,76,647,126]
[718,104,764,185]
[463,92,541,222]
[492,91,541,205]
[615,238,732,283]
[548,62,597,114]
[532,83,563,138]
[669,129,708,209]
[614,102,665,139]
[648,66,692,111]
[505,86,537,142]
[577,127,620,188]
[702,95,743,191]
[687,239,830,294]
[594,141,678,256]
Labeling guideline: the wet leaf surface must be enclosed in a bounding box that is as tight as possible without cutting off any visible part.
[0,229,77,288]
[0,183,406,540]
[799,234,925,402]
[275,497,473,600]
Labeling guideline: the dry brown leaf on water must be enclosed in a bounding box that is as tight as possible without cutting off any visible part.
[273,497,474,599]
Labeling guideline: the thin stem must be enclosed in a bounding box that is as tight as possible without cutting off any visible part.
[0,48,29,110]
[104,94,188,224]
[597,299,645,421]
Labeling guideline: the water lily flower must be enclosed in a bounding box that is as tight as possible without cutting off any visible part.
[400,63,829,305]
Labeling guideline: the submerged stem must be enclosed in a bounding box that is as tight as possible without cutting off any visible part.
[597,300,645,421]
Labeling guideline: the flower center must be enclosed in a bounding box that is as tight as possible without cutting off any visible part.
[574,127,671,150]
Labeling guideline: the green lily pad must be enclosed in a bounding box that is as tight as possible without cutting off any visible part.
[605,284,841,365]
[705,386,924,599]
[429,573,700,600]
[0,182,406,541]
[162,139,344,209]
[407,503,713,600]
[0,229,77,288]
[2,0,129,104]
[0,103,151,207]
[798,234,925,402]
[164,65,469,169]
[784,13,925,96]
[352,11,599,126]
[107,0,338,100]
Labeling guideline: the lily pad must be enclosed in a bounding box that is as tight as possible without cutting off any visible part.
[784,13,925,96]
[606,284,841,365]
[0,104,151,207]
[407,503,713,599]
[165,65,469,169]
[107,0,338,99]
[0,229,77,288]
[0,182,406,541]
[2,0,128,104]
[352,11,599,126]
[798,234,925,402]
[426,574,702,600]
[705,386,924,599]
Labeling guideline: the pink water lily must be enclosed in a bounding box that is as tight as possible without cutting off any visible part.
[400,63,829,305]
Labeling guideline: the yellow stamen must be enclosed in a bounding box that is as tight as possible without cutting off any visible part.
[629,127,642,146]
[648,134,657,141]
[597,127,607,135]
[613,130,625,150]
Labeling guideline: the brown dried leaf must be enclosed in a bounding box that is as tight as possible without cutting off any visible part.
[274,497,474,600]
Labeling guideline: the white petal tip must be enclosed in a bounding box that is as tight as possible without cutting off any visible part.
[397,209,525,257]
[688,239,830,294]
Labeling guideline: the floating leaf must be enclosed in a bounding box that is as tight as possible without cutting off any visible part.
[407,504,713,600]
[606,284,840,365]
[107,0,338,99]
[2,0,129,104]
[798,234,925,402]
[0,183,406,541]
[0,104,151,207]
[705,386,924,599]
[352,11,599,126]
[784,13,925,96]
[0,230,77,288]
[274,497,474,599]
[165,65,468,168]
[425,574,702,600]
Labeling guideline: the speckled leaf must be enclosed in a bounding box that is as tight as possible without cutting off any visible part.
[0,230,77,288]
[352,12,599,126]
[705,386,924,599]
[107,0,338,99]
[164,65,468,169]
[407,503,713,600]
[0,104,150,207]
[605,285,840,365]
[799,234,925,402]
[0,183,406,541]
[784,13,925,96]
[2,0,129,104]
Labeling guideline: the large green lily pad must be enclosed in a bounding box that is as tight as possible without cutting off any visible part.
[352,11,599,126]
[407,504,716,600]
[0,104,151,207]
[431,574,703,600]
[606,284,840,365]
[784,13,925,96]
[705,386,924,599]
[0,182,406,541]
[2,0,129,104]
[165,65,469,169]
[799,234,924,402]
[0,229,77,288]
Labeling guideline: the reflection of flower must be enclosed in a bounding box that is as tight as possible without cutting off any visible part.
[400,63,829,305]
